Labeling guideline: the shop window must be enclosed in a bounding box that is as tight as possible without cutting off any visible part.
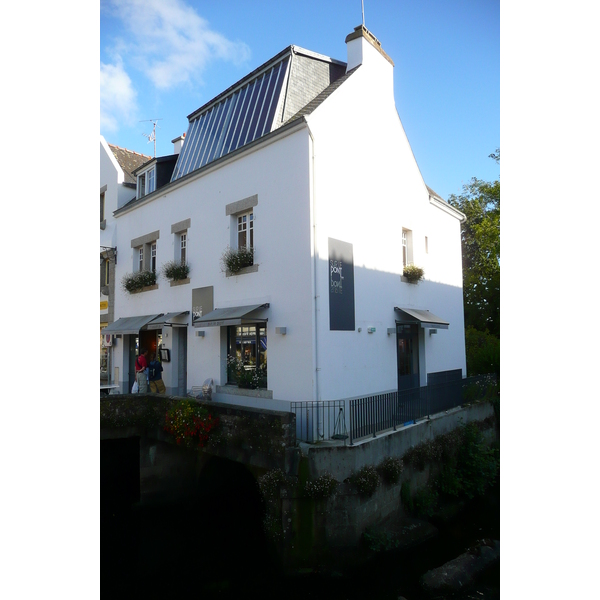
[227,324,267,389]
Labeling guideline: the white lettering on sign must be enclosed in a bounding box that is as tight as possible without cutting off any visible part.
[330,260,344,294]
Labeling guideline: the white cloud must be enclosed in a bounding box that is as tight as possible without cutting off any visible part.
[100,57,137,132]
[105,0,251,90]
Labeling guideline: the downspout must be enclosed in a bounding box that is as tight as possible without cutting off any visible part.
[307,124,322,438]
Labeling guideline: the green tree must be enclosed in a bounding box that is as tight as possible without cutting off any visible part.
[448,151,500,339]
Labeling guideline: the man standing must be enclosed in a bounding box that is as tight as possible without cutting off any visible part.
[148,352,166,394]
[135,348,149,393]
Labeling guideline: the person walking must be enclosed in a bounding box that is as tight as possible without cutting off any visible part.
[135,348,149,393]
[148,352,166,394]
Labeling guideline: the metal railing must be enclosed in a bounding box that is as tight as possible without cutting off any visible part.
[291,400,348,443]
[348,374,498,445]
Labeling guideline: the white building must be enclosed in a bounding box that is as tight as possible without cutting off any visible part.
[103,26,466,410]
[100,136,151,385]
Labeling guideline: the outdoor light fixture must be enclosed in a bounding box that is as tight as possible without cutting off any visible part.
[195,330,205,337]
[275,327,287,335]
[387,328,396,335]
[100,245,118,264]
[429,329,438,335]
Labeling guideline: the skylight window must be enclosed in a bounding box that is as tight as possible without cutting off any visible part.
[171,55,290,181]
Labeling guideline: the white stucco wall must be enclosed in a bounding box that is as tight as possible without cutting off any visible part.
[301,35,466,401]
[111,126,317,401]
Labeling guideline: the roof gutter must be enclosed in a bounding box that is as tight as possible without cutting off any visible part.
[429,195,466,222]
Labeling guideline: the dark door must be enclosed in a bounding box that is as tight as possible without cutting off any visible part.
[397,323,419,391]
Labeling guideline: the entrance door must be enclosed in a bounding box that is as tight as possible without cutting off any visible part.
[396,323,419,391]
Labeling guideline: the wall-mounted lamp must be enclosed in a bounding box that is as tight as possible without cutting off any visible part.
[387,328,396,336]
[100,246,118,265]
[195,330,205,338]
[429,329,438,335]
[275,327,287,335]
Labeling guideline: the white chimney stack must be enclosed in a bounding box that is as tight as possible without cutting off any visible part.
[172,133,186,154]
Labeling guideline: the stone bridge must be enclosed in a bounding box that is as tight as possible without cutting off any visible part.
[101,392,497,569]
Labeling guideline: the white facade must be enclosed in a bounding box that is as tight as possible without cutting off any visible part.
[106,27,466,409]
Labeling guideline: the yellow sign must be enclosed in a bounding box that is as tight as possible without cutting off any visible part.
[100,301,108,310]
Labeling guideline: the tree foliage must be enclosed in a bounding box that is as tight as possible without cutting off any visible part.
[448,151,500,339]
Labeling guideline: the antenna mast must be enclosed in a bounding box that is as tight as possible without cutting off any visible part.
[361,0,365,26]
[140,119,162,157]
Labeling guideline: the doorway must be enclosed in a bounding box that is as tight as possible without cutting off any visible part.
[396,323,420,391]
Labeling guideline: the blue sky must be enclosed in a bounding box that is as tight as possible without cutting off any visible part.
[100,0,499,201]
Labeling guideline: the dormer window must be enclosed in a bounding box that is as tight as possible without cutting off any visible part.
[137,167,156,199]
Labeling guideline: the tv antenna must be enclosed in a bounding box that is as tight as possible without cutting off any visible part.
[361,0,365,26]
[140,119,162,157]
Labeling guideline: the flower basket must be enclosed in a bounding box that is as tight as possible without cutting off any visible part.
[221,246,254,274]
[162,260,190,282]
[403,264,424,284]
[121,270,157,293]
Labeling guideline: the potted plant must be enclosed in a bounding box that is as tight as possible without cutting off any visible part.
[121,270,157,293]
[221,246,254,274]
[162,260,190,282]
[403,264,424,284]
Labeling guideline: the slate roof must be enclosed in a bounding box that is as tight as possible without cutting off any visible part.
[109,144,152,186]
[283,65,360,124]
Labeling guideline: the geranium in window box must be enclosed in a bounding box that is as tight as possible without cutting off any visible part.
[162,260,190,282]
[221,246,254,274]
[403,264,424,284]
[121,270,157,293]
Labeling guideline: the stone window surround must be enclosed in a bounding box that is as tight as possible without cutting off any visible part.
[131,230,160,272]
[225,194,258,216]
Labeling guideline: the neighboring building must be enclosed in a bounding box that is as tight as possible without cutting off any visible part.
[103,26,466,409]
[100,136,151,386]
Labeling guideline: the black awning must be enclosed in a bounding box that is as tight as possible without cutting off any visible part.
[394,307,449,329]
[193,303,269,327]
[146,311,189,330]
[101,314,163,335]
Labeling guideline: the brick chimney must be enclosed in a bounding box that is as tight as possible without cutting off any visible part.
[171,133,186,154]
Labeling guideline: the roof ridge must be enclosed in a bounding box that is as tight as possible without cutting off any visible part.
[108,143,152,158]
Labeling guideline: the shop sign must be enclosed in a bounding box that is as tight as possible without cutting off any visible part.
[328,238,355,331]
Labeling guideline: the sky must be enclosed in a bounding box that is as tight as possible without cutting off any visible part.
[100,0,500,201]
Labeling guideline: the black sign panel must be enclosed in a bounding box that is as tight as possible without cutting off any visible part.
[192,286,214,326]
[328,238,355,331]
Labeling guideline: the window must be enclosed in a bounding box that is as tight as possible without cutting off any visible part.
[425,236,429,254]
[150,242,157,273]
[138,173,146,199]
[237,211,253,249]
[146,168,156,195]
[100,192,105,222]
[138,247,144,272]
[180,232,187,264]
[137,168,156,199]
[227,324,267,389]
[402,228,413,267]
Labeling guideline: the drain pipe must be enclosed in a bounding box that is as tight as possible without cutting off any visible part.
[307,124,322,439]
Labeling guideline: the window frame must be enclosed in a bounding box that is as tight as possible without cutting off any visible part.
[237,210,254,250]
[227,323,267,389]
[402,228,413,268]
[179,232,187,265]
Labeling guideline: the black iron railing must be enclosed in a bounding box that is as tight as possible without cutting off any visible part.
[348,374,498,445]
[291,400,348,443]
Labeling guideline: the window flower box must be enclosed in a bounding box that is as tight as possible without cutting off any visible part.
[121,270,157,293]
[402,264,424,284]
